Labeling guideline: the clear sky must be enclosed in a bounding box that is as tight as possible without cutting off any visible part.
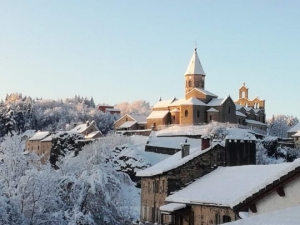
[1,1,300,119]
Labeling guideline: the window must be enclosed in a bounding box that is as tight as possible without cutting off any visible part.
[185,110,188,117]
[153,123,156,128]
[126,118,128,121]
[223,215,231,223]
[197,111,200,118]
[210,115,212,120]
[155,180,159,193]
[195,80,199,87]
[173,115,175,121]
[238,118,240,124]
[188,80,192,87]
[215,214,221,224]
[148,181,151,193]
[228,107,231,114]
[162,180,165,193]
[242,91,245,98]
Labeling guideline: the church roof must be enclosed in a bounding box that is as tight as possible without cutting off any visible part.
[185,48,206,76]
[207,107,219,112]
[147,110,169,119]
[153,99,176,109]
[186,88,218,98]
[181,97,206,106]
[207,98,226,106]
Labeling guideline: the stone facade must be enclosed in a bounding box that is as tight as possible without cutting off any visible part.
[139,144,225,224]
[166,205,235,225]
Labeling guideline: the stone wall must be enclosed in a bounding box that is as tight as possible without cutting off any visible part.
[140,144,226,223]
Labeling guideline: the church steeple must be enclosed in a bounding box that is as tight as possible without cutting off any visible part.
[185,48,206,93]
[185,48,206,76]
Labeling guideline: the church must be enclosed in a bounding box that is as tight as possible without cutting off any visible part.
[146,48,266,131]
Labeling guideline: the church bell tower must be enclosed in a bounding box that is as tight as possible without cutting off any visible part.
[185,48,206,93]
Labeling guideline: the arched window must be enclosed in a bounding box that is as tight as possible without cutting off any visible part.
[188,80,192,87]
[185,110,188,117]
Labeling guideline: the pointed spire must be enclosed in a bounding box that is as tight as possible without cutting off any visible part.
[185,48,206,76]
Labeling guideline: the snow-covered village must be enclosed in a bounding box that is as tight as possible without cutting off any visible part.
[1,1,300,225]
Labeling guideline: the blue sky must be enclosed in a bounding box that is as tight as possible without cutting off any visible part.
[0,1,300,118]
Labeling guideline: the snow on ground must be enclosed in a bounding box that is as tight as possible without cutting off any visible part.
[228,205,300,225]
[156,122,238,137]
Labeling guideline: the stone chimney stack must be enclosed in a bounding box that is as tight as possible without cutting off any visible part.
[181,140,190,158]
[201,135,211,150]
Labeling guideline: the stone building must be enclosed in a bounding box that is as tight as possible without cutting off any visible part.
[161,159,300,225]
[146,49,266,131]
[114,114,151,136]
[71,121,102,139]
[137,129,257,224]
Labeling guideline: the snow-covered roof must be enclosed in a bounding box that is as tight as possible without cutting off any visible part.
[159,203,186,213]
[147,110,169,119]
[22,130,36,138]
[41,135,52,142]
[153,99,176,109]
[156,123,238,137]
[137,142,223,177]
[185,48,206,76]
[253,109,261,113]
[244,107,254,112]
[207,98,226,107]
[227,205,300,225]
[181,97,206,106]
[287,122,300,133]
[245,119,266,126]
[165,159,300,208]
[146,135,203,150]
[235,104,243,110]
[292,130,300,137]
[71,123,89,133]
[28,131,50,141]
[128,114,147,123]
[225,128,256,140]
[207,107,219,113]
[192,88,218,97]
[119,121,137,128]
[105,108,120,112]
[170,108,180,113]
[236,111,246,117]
[85,131,101,139]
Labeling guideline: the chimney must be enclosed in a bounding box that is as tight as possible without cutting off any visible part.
[201,135,211,150]
[181,141,190,158]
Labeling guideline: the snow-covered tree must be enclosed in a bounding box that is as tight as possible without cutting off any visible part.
[115,100,152,116]
[267,115,299,138]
